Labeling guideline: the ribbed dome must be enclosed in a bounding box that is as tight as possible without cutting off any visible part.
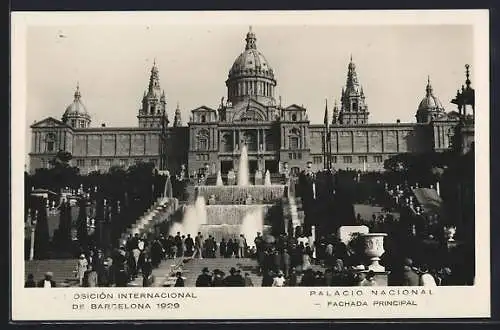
[228,27,274,79]
[418,77,444,111]
[229,49,273,76]
[62,84,91,128]
[63,85,89,117]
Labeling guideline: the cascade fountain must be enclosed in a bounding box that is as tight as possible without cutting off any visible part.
[237,144,250,186]
[264,170,271,186]
[216,170,224,186]
[175,142,287,242]
[168,196,208,237]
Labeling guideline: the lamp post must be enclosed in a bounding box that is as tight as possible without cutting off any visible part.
[29,209,38,261]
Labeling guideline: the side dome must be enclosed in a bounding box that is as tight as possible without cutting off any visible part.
[418,77,444,112]
[226,26,277,107]
[62,84,91,128]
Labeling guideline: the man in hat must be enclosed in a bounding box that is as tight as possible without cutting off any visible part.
[223,267,237,287]
[38,271,56,288]
[195,267,212,287]
[212,269,225,287]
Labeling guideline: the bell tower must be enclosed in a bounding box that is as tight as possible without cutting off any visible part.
[138,60,169,128]
[338,56,369,125]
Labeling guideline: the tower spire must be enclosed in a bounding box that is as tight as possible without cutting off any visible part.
[324,98,329,128]
[426,75,433,96]
[74,82,81,100]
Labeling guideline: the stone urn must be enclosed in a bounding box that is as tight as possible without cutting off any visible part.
[361,233,387,272]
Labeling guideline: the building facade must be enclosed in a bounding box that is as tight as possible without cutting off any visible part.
[29,27,470,176]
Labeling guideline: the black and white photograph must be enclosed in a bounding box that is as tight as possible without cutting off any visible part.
[11,10,490,320]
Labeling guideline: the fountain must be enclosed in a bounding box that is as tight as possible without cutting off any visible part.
[216,170,224,186]
[174,142,286,242]
[264,170,271,186]
[169,196,208,237]
[237,144,250,186]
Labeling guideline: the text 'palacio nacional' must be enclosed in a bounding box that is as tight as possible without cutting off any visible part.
[29,27,468,176]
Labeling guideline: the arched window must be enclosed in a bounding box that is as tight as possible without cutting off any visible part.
[45,133,56,152]
[352,101,358,112]
[201,115,206,123]
[291,114,297,121]
[197,130,209,150]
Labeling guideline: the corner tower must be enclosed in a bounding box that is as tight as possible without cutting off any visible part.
[225,26,277,107]
[138,61,169,128]
[338,56,369,125]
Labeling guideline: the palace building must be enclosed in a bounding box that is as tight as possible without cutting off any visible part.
[29,27,471,176]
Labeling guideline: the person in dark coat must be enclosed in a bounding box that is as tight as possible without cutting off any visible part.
[286,268,298,287]
[219,238,227,258]
[261,270,274,287]
[25,274,36,288]
[150,238,164,268]
[184,234,194,256]
[142,257,154,287]
[234,269,245,287]
[299,269,316,286]
[223,267,241,287]
[226,239,234,258]
[212,270,225,287]
[174,272,184,287]
[195,267,212,287]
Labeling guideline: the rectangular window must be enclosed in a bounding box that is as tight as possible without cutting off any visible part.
[313,156,322,164]
[343,156,352,164]
[105,159,113,167]
[297,152,302,159]
[373,155,383,163]
[289,153,293,159]
[91,159,99,166]
[196,154,200,161]
[76,159,85,167]
[332,156,337,163]
[289,136,299,149]
[119,159,128,167]
[358,156,368,163]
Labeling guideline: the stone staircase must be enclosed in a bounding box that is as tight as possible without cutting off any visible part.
[119,197,179,243]
[25,259,79,287]
[130,256,263,287]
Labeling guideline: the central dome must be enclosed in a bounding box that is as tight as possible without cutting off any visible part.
[229,49,273,76]
[226,27,277,107]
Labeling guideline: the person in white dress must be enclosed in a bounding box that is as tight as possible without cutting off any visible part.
[75,254,88,287]
[272,271,286,287]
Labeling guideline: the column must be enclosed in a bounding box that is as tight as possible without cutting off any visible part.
[233,130,236,151]
[262,129,266,151]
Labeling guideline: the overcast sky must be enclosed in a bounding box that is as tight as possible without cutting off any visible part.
[25,23,473,157]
